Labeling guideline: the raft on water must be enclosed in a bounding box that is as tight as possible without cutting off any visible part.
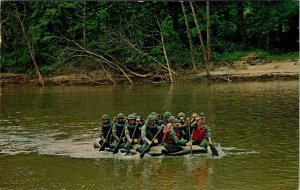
[100,144,211,157]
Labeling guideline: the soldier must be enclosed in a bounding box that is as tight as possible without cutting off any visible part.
[162,111,172,126]
[110,113,126,150]
[159,111,172,134]
[162,116,192,153]
[190,112,213,149]
[124,114,140,150]
[136,115,145,127]
[136,115,162,154]
[190,113,199,123]
[136,116,144,144]
[99,114,114,150]
[177,112,188,140]
[150,112,161,126]
[188,113,199,134]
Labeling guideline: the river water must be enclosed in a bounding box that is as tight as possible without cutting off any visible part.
[0,81,298,189]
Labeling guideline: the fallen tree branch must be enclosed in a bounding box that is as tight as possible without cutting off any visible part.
[110,27,177,76]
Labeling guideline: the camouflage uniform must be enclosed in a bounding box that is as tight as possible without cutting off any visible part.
[150,112,161,126]
[159,112,171,134]
[110,113,126,149]
[190,113,212,149]
[177,112,188,140]
[124,114,140,149]
[162,116,187,152]
[136,115,162,153]
[99,114,114,148]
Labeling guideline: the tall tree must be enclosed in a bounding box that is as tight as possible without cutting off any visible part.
[206,1,212,71]
[157,19,174,83]
[189,1,210,77]
[181,2,196,71]
[13,2,44,86]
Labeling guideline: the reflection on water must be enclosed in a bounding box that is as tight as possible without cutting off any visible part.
[0,81,298,189]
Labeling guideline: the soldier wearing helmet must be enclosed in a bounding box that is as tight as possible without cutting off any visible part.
[136,114,162,154]
[187,113,199,133]
[136,115,145,135]
[110,113,126,150]
[158,111,172,133]
[150,112,161,126]
[124,114,140,150]
[162,116,192,153]
[177,112,188,140]
[99,114,114,149]
[190,112,213,149]
[162,112,172,124]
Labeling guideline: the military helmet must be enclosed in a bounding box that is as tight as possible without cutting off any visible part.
[127,114,135,120]
[191,113,199,118]
[136,116,143,120]
[169,116,176,123]
[177,112,185,118]
[199,112,205,118]
[163,112,172,118]
[102,114,109,120]
[117,113,125,119]
[170,116,179,123]
[147,115,156,122]
[132,112,138,118]
[150,112,158,116]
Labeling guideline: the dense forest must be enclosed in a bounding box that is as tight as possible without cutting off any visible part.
[1,1,299,84]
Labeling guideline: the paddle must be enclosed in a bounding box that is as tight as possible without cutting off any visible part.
[125,123,138,154]
[140,128,163,159]
[99,125,112,151]
[113,126,125,154]
[209,143,219,156]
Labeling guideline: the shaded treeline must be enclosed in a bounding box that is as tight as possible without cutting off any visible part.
[1,1,298,84]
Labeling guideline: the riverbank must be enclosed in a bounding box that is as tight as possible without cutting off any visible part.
[186,60,299,82]
[1,60,298,86]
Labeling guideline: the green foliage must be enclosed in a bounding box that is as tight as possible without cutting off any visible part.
[1,1,298,74]
[268,52,299,61]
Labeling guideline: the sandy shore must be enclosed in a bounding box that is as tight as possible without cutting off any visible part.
[192,61,299,82]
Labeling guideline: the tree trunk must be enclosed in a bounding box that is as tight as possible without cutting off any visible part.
[82,2,87,68]
[83,2,86,48]
[181,2,197,71]
[206,1,212,72]
[157,20,174,83]
[189,1,210,77]
[13,2,44,86]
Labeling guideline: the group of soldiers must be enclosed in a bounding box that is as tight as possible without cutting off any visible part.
[99,111,214,154]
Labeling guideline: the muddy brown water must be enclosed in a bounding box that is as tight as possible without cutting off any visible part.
[0,81,298,189]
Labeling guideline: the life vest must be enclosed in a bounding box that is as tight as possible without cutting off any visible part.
[192,125,206,144]
[115,122,125,137]
[102,121,113,137]
[162,128,175,144]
